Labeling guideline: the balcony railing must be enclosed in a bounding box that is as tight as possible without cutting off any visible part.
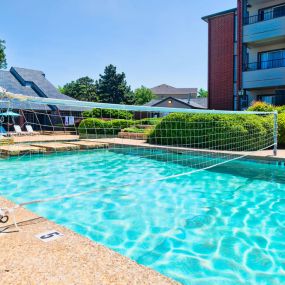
[243,58,285,71]
[244,6,285,25]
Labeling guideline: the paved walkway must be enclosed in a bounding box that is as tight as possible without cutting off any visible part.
[0,197,177,285]
[14,134,79,143]
[91,138,285,161]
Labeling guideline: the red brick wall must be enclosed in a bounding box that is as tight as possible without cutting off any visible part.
[208,13,235,110]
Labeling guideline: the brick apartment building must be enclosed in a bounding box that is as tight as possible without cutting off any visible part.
[203,0,285,110]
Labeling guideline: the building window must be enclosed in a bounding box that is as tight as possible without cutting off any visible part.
[244,3,285,25]
[259,49,285,69]
[258,94,285,106]
[259,3,285,21]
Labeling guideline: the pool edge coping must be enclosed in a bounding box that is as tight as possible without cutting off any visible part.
[0,196,178,285]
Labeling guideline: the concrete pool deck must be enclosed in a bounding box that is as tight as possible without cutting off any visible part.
[65,140,109,149]
[0,144,46,156]
[90,138,285,162]
[0,197,177,285]
[31,142,81,152]
[14,134,79,143]
[0,139,109,157]
[1,135,285,161]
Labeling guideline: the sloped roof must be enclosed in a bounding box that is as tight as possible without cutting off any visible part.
[144,99,164,106]
[0,70,47,111]
[151,84,197,95]
[202,8,237,23]
[179,97,208,109]
[145,96,207,109]
[0,67,86,112]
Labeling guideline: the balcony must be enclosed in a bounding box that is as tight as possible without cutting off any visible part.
[243,7,285,43]
[244,58,285,71]
[243,58,285,89]
[244,6,285,25]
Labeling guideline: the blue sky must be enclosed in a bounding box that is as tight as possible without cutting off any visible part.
[1,0,236,90]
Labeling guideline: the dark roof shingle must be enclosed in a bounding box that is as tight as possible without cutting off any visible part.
[150,84,197,95]
[145,96,207,109]
[0,67,87,112]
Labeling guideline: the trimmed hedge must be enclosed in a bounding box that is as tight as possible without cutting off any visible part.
[137,118,162,125]
[78,118,135,135]
[122,127,146,133]
[248,102,285,146]
[278,113,285,146]
[247,101,276,113]
[147,113,273,151]
[83,108,133,120]
[248,101,285,114]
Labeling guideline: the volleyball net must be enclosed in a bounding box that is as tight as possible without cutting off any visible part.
[0,89,279,215]
[0,89,278,160]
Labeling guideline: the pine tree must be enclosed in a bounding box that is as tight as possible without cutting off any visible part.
[61,76,97,101]
[96,65,134,104]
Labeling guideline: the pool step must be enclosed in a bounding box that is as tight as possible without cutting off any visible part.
[64,141,109,150]
[0,137,14,145]
[30,142,80,152]
[0,140,110,157]
[0,144,46,157]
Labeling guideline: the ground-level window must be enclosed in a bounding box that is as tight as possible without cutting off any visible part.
[258,94,285,106]
[240,95,249,110]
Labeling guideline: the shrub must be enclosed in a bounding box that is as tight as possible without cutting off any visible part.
[247,102,285,146]
[83,108,133,120]
[122,127,146,133]
[278,113,285,146]
[247,101,275,113]
[137,118,162,125]
[147,113,273,151]
[276,105,285,114]
[110,119,135,132]
[78,118,135,135]
[248,101,285,114]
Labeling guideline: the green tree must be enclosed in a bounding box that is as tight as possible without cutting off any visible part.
[60,76,97,101]
[57,85,65,94]
[134,86,155,105]
[96,64,134,104]
[198,88,208,98]
[0,40,7,69]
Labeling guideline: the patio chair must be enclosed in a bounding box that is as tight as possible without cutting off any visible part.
[0,126,8,137]
[0,126,17,137]
[26,125,40,135]
[14,125,29,136]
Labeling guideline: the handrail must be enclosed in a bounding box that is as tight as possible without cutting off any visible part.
[244,6,285,25]
[243,57,285,71]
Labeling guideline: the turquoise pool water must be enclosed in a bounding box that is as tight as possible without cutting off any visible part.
[1,149,285,285]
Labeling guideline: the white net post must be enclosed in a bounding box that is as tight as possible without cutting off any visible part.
[274,111,278,156]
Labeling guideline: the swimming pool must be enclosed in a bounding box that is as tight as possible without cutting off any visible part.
[1,148,285,284]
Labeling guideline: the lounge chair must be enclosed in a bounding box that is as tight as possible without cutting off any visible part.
[14,125,29,136]
[0,126,8,136]
[0,126,17,137]
[26,125,40,135]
